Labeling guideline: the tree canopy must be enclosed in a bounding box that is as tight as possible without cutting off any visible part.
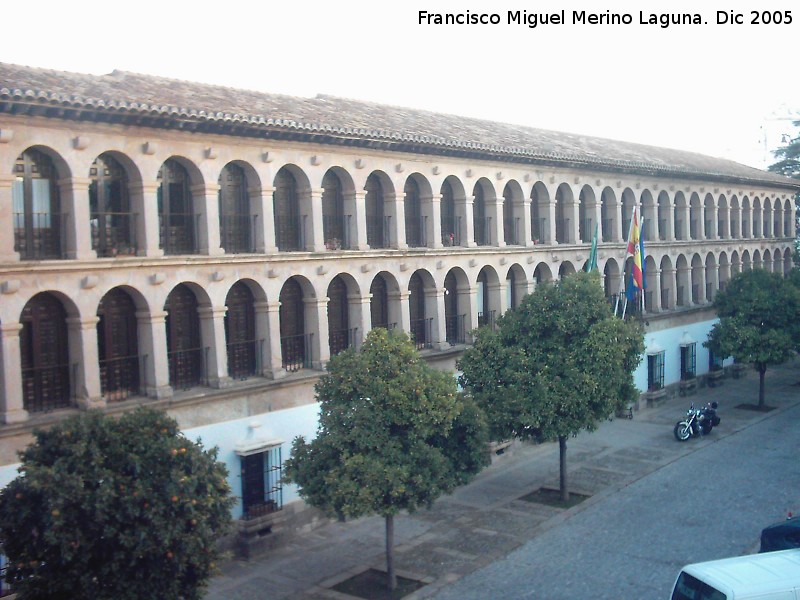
[0,407,234,600]
[283,327,489,589]
[768,123,800,179]
[458,270,644,500]
[705,268,800,407]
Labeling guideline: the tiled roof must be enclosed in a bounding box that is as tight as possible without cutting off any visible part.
[0,62,796,190]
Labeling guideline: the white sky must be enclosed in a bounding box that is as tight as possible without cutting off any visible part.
[3,0,799,169]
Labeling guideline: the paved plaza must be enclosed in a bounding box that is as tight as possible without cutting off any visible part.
[206,361,800,599]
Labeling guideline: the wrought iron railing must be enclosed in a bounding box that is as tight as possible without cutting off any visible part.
[410,318,433,350]
[323,214,351,250]
[167,346,206,390]
[227,338,260,380]
[99,354,141,402]
[281,333,313,372]
[504,217,520,245]
[329,327,359,355]
[406,216,427,248]
[275,214,303,251]
[13,211,65,259]
[445,314,466,345]
[478,310,496,330]
[474,216,491,246]
[159,212,198,255]
[442,216,461,246]
[601,218,613,242]
[91,212,138,257]
[220,214,255,254]
[366,215,390,249]
[21,363,71,413]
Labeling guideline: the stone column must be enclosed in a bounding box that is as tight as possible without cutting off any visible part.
[307,297,329,369]
[308,188,326,252]
[137,310,172,399]
[198,306,231,389]
[66,316,104,409]
[545,199,557,244]
[488,196,505,247]
[251,185,277,253]
[352,191,370,250]
[695,267,706,304]
[651,268,662,312]
[60,177,96,260]
[351,293,372,348]
[567,199,580,244]
[0,177,19,261]
[460,286,477,342]
[429,288,449,351]
[709,205,719,239]
[426,194,444,249]
[0,322,27,423]
[519,198,534,247]
[613,200,624,243]
[388,290,409,333]
[191,183,224,256]
[462,195,477,247]
[666,199,676,241]
[255,300,286,379]
[732,204,742,239]
[387,191,406,249]
[664,267,677,310]
[131,182,164,257]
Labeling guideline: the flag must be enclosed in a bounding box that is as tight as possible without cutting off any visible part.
[627,208,643,293]
[585,222,598,272]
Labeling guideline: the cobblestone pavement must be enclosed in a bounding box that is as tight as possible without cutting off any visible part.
[206,362,800,599]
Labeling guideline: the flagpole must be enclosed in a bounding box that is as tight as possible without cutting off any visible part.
[640,217,646,314]
[616,207,637,317]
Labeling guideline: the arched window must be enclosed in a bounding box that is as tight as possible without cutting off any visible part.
[441,181,458,246]
[327,276,352,355]
[90,154,135,257]
[477,270,491,327]
[404,179,424,247]
[273,169,301,251]
[20,293,70,412]
[165,284,203,389]
[365,174,386,249]
[13,149,62,259]
[408,273,429,349]
[444,272,462,344]
[225,282,257,379]
[219,163,252,254]
[322,171,347,250]
[97,288,139,401]
[158,160,196,255]
[473,186,488,246]
[279,278,307,371]
[370,275,389,329]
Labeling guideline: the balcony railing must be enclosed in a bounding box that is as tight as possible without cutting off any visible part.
[477,310,496,330]
[329,327,359,355]
[14,211,65,259]
[406,216,427,248]
[220,214,255,254]
[227,338,260,380]
[99,354,141,402]
[91,212,138,257]
[555,218,570,243]
[367,215,391,249]
[159,212,198,255]
[442,216,462,246]
[281,333,313,372]
[504,217,520,245]
[323,214,351,250]
[22,363,72,413]
[445,314,466,345]
[410,318,433,350]
[474,216,491,246]
[167,346,206,390]
[602,218,613,242]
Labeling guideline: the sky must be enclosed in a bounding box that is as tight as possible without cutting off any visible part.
[3,0,799,169]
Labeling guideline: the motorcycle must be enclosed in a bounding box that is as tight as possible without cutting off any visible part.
[673,401,720,441]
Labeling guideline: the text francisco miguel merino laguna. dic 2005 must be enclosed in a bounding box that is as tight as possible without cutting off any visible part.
[418,9,794,28]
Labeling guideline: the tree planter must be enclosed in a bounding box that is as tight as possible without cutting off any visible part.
[707,368,724,388]
[730,363,746,379]
[679,377,697,396]
[644,386,667,408]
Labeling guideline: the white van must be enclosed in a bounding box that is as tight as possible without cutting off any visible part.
[671,549,800,599]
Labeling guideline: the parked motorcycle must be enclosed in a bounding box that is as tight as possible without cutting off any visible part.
[673,401,720,441]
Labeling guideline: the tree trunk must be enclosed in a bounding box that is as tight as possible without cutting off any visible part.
[385,514,396,591]
[559,435,569,502]
[758,364,767,408]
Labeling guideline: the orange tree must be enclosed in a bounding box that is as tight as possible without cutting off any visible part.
[458,271,643,502]
[0,407,234,600]
[284,328,488,591]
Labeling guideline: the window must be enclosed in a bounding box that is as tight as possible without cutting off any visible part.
[164,284,204,389]
[20,293,71,412]
[680,343,696,380]
[157,160,196,255]
[13,149,62,259]
[709,349,723,371]
[273,169,301,251]
[225,282,258,379]
[97,288,140,401]
[90,154,135,257]
[671,571,726,600]
[647,351,665,391]
[239,445,282,520]
[218,163,252,254]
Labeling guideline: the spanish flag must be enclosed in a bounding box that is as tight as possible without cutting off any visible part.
[627,207,643,292]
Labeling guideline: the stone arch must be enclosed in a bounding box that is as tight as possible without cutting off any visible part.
[531,181,551,244]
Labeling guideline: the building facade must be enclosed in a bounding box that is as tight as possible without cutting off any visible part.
[0,63,797,551]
